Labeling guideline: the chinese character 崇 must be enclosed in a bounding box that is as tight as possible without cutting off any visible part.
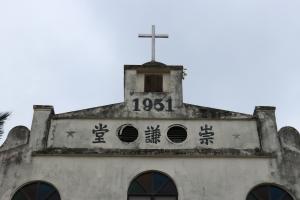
[92,123,109,143]
[199,124,214,145]
[145,125,161,144]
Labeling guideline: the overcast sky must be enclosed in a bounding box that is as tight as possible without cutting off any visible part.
[1,0,299,145]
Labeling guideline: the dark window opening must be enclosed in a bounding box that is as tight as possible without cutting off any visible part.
[167,125,187,143]
[247,184,293,200]
[118,125,139,143]
[144,74,163,92]
[12,181,61,200]
[128,171,178,200]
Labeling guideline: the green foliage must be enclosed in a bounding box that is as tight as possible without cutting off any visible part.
[0,112,10,140]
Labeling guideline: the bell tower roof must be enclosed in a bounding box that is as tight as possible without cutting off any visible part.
[142,61,167,66]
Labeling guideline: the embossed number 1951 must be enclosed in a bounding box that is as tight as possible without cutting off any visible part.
[133,98,173,112]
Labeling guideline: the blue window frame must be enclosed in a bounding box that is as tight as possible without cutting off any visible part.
[128,171,178,200]
[12,181,60,200]
[247,184,293,200]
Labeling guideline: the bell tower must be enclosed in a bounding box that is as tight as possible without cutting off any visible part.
[124,61,184,113]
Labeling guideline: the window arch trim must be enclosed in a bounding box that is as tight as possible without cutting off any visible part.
[11,180,61,200]
[128,170,178,200]
[246,183,295,200]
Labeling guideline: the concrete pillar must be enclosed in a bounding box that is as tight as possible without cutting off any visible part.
[254,106,280,153]
[29,105,54,151]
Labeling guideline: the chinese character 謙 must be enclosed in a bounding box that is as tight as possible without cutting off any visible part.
[145,125,161,144]
[92,123,109,143]
[199,124,214,145]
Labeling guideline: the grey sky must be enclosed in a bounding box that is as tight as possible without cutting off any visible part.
[1,0,299,145]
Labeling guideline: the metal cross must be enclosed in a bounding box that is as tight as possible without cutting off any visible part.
[138,25,169,61]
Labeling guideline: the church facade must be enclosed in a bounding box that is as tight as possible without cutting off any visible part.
[0,61,299,200]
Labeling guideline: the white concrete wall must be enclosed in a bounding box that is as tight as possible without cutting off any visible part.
[48,119,260,149]
[1,156,275,200]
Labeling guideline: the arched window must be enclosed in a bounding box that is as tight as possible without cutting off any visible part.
[128,171,178,200]
[247,184,293,200]
[12,181,61,200]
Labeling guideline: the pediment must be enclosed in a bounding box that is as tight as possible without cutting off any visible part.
[53,102,253,120]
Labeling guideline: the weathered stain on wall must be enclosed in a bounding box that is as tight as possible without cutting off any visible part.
[0,62,299,200]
